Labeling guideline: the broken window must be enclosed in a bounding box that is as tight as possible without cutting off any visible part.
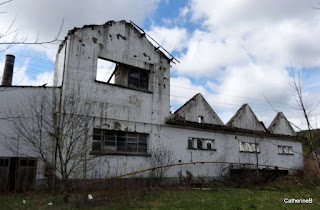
[96,58,150,92]
[96,58,117,83]
[239,142,259,153]
[92,128,148,154]
[188,138,215,150]
[278,145,293,155]
[128,67,149,91]
[198,116,204,123]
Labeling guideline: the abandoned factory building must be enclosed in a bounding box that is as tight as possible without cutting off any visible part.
[0,21,303,191]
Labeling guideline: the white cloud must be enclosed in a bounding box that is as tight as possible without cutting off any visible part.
[0,0,161,60]
[213,64,292,105]
[147,26,188,52]
[183,0,320,70]
[171,76,206,107]
[174,30,251,76]
[169,0,320,129]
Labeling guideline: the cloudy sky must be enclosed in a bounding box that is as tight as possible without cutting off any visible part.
[0,0,320,130]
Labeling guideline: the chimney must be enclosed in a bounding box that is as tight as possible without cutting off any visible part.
[1,54,15,86]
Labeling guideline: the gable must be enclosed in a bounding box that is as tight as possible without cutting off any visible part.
[227,104,266,131]
[65,21,170,72]
[172,93,224,125]
[268,112,296,136]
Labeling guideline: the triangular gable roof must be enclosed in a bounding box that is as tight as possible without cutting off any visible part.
[226,104,266,132]
[268,112,296,136]
[172,93,224,125]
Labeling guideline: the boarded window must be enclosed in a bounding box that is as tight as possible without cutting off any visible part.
[239,142,259,153]
[278,145,293,155]
[92,129,148,154]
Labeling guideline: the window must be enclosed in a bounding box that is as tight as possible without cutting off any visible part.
[92,128,148,154]
[188,138,193,149]
[198,116,204,123]
[128,67,149,91]
[20,159,28,166]
[0,158,9,167]
[278,145,293,155]
[96,58,150,92]
[96,58,117,83]
[187,137,215,150]
[197,139,202,149]
[239,142,259,153]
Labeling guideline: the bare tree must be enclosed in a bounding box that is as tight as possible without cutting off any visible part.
[3,83,95,198]
[291,68,320,168]
[147,144,176,183]
[0,0,64,53]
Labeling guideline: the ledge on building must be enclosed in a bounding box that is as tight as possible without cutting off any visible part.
[239,151,261,154]
[187,148,217,151]
[278,153,294,156]
[90,151,151,157]
[95,80,153,94]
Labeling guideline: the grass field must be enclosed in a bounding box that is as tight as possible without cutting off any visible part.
[1,184,319,209]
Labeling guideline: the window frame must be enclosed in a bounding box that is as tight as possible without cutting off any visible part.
[187,137,216,151]
[95,57,152,93]
[92,128,149,156]
[239,142,260,153]
[128,67,150,92]
[198,116,204,123]
[278,145,294,155]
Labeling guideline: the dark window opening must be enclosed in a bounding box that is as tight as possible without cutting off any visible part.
[28,160,36,167]
[197,139,202,149]
[20,159,27,166]
[188,138,193,149]
[198,116,204,123]
[4,159,9,167]
[128,67,149,91]
[92,128,148,154]
[0,158,9,167]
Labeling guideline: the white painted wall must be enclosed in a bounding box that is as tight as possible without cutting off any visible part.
[0,87,60,182]
[86,125,303,179]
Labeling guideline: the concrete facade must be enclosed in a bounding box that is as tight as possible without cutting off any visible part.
[0,21,303,188]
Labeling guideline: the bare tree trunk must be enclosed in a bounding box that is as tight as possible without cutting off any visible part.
[291,69,320,169]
